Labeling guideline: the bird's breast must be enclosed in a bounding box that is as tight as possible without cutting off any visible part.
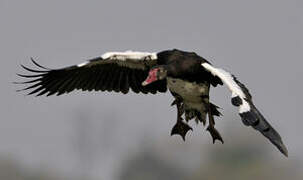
[167,77,210,103]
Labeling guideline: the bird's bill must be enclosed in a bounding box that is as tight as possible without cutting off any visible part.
[142,68,158,86]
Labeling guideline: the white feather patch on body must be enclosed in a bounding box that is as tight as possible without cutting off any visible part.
[101,51,157,61]
[201,63,251,113]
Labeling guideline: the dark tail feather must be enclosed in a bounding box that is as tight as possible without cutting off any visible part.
[239,103,288,157]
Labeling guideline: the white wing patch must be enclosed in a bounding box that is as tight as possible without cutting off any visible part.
[77,61,89,67]
[101,50,157,61]
[201,62,251,113]
[74,51,158,70]
[201,63,288,157]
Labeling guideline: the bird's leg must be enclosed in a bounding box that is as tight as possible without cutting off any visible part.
[206,105,224,144]
[171,98,192,141]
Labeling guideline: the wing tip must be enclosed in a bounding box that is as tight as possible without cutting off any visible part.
[279,142,288,157]
[270,138,288,157]
[30,57,50,70]
[239,105,289,157]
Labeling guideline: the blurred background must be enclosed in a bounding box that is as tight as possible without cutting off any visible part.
[1,0,302,179]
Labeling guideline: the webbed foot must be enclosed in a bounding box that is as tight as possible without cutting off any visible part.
[171,121,193,141]
[206,125,224,144]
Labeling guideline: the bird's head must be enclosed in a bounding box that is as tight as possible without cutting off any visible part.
[142,66,167,86]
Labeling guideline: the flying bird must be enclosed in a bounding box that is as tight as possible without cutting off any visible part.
[16,49,288,157]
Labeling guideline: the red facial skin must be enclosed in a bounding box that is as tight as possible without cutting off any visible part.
[142,68,159,86]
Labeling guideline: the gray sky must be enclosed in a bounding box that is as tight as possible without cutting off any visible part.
[1,0,302,179]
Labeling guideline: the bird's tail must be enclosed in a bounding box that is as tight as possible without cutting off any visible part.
[239,103,288,157]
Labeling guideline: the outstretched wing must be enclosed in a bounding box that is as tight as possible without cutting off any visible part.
[201,62,288,157]
[16,51,167,96]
